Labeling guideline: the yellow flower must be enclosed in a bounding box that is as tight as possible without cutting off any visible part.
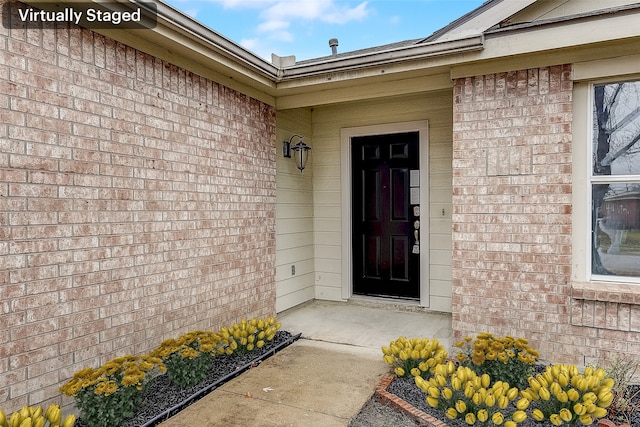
[442,387,453,400]
[394,367,405,377]
[465,413,476,425]
[579,414,594,425]
[455,400,466,414]
[531,409,545,421]
[492,411,504,425]
[559,408,573,422]
[446,408,458,419]
[477,409,489,422]
[516,398,529,410]
[550,414,563,426]
[512,410,527,423]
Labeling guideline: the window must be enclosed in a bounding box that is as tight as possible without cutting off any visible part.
[591,79,640,281]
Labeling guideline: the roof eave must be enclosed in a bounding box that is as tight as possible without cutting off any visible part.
[278,35,485,80]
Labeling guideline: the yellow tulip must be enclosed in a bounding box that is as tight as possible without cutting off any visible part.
[484,393,495,407]
[506,387,518,400]
[465,413,476,425]
[558,372,569,387]
[597,390,613,403]
[481,373,490,388]
[451,377,462,391]
[528,377,542,392]
[568,388,580,401]
[464,384,475,399]
[0,410,7,427]
[394,367,405,377]
[18,417,32,427]
[516,397,530,410]
[428,386,440,399]
[410,368,421,377]
[492,411,504,425]
[591,407,608,418]
[574,403,586,415]
[455,400,467,414]
[536,374,549,388]
[539,387,551,401]
[442,387,453,400]
[61,415,76,427]
[559,408,573,422]
[446,360,455,375]
[549,414,563,426]
[577,378,588,392]
[583,392,597,404]
[504,421,517,427]
[512,410,527,423]
[426,396,439,408]
[557,391,569,403]
[498,395,509,409]
[531,409,545,421]
[446,408,458,420]
[579,414,594,425]
[9,412,22,427]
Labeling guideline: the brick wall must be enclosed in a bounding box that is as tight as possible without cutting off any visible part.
[451,65,577,362]
[0,1,276,410]
[452,64,640,365]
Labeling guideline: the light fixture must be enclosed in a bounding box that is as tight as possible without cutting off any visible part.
[283,134,311,173]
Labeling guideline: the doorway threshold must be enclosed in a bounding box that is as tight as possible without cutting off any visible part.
[348,295,435,314]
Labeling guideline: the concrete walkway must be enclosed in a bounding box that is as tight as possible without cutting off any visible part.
[159,299,452,426]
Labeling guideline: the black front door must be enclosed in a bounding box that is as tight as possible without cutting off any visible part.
[352,132,420,299]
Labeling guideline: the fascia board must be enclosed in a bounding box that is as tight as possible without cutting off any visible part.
[428,0,537,42]
[450,11,640,79]
[278,35,484,80]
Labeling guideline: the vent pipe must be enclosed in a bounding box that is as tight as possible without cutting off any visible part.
[329,38,338,55]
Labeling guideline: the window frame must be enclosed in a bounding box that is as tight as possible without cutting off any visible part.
[588,78,640,284]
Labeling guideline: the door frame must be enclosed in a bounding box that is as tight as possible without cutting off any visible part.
[340,120,430,307]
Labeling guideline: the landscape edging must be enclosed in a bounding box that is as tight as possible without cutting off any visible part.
[375,374,447,427]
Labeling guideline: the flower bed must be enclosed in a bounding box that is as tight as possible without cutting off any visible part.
[378,333,633,427]
[71,330,299,427]
[57,316,299,427]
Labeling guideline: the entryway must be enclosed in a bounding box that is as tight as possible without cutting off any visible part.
[340,121,430,306]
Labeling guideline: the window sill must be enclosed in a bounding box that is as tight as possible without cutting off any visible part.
[572,281,640,304]
[571,281,640,331]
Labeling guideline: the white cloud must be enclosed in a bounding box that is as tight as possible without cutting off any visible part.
[263,0,368,24]
[198,0,369,42]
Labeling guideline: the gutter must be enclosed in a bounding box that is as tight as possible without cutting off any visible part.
[278,35,485,80]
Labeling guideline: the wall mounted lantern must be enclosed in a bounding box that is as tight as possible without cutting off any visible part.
[283,134,311,173]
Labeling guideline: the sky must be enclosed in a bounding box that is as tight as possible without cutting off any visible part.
[161,0,487,62]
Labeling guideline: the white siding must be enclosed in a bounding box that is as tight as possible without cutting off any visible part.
[275,109,315,312]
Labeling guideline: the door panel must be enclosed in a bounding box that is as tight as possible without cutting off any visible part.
[352,132,420,299]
